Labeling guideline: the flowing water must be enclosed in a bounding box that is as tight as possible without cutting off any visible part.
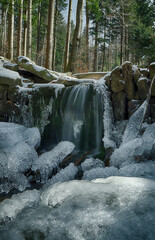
[42,84,104,152]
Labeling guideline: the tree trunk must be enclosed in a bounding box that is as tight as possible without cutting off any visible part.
[93,21,98,72]
[66,0,84,73]
[102,23,106,71]
[17,0,23,58]
[120,26,123,65]
[27,0,32,58]
[64,0,72,72]
[52,0,58,71]
[36,1,41,64]
[86,1,89,71]
[7,0,14,60]
[23,8,28,56]
[45,0,55,70]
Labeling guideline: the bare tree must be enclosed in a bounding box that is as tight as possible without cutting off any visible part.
[36,1,41,64]
[27,0,32,58]
[86,1,90,71]
[66,0,84,73]
[23,7,28,56]
[64,0,72,72]
[17,0,23,57]
[45,0,55,70]
[7,0,14,60]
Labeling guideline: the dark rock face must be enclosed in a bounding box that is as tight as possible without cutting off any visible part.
[137,77,150,100]
[122,61,137,100]
[111,67,124,93]
[149,63,155,96]
[128,100,151,123]
[112,91,126,120]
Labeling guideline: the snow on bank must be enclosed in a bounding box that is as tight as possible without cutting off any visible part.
[0,177,154,240]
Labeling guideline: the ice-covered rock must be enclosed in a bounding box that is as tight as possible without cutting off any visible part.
[0,123,40,194]
[17,56,59,82]
[46,163,78,186]
[82,166,119,180]
[0,66,21,86]
[32,141,75,183]
[81,158,105,172]
[0,122,41,149]
[0,189,40,225]
[1,177,154,240]
[110,123,155,167]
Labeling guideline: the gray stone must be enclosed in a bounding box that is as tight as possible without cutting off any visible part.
[137,77,150,100]
[122,61,137,100]
[112,91,126,120]
[52,77,95,87]
[17,56,59,82]
[0,67,21,86]
[3,61,18,72]
[104,74,111,89]
[111,67,124,93]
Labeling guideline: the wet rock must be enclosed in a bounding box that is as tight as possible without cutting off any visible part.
[122,61,136,100]
[112,91,126,120]
[150,143,155,159]
[111,66,124,93]
[0,84,8,100]
[137,77,150,100]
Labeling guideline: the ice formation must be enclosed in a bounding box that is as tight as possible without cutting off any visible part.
[32,141,75,183]
[0,123,40,194]
[0,177,155,240]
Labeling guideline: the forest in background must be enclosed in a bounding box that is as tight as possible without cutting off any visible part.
[0,0,154,73]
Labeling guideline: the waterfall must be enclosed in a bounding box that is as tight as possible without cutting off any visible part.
[43,84,104,152]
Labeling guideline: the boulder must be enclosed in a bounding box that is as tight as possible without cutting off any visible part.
[137,77,150,100]
[104,73,111,89]
[111,67,124,93]
[149,63,155,96]
[0,67,21,86]
[140,68,149,78]
[122,61,137,100]
[112,91,126,120]
[149,62,155,80]
[3,61,18,72]
[17,56,59,82]
[132,65,141,84]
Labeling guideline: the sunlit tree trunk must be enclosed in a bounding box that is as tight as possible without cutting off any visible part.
[45,0,55,70]
[7,0,14,60]
[17,0,23,57]
[64,0,72,72]
[66,0,84,73]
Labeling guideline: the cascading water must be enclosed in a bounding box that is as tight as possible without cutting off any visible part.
[42,84,104,152]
